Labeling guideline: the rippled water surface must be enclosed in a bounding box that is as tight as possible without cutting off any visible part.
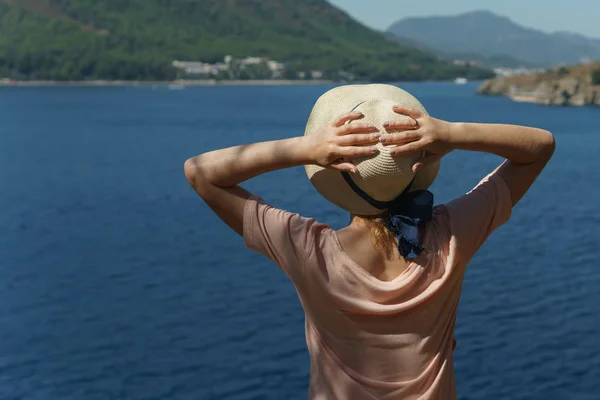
[1,83,599,399]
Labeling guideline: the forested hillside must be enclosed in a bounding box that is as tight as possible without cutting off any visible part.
[0,0,494,81]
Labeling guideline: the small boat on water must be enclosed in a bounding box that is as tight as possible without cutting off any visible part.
[454,77,468,85]
[168,84,186,90]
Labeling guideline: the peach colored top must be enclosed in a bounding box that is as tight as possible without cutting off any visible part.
[243,172,512,400]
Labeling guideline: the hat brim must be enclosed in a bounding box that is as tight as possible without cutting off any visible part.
[304,84,440,216]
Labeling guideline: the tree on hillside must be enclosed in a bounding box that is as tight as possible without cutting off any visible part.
[593,68,600,85]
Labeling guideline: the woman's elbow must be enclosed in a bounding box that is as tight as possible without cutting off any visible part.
[184,156,211,187]
[184,157,199,185]
[539,130,556,160]
[184,156,214,197]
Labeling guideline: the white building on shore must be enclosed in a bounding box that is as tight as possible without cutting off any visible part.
[172,60,228,76]
[173,56,324,80]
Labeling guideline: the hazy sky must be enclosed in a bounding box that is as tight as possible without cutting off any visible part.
[328,0,600,38]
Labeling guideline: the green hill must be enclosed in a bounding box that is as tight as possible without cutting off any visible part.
[0,0,494,81]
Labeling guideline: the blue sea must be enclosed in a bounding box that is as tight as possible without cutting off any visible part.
[1,82,599,400]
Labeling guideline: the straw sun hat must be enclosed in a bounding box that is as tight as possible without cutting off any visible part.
[304,84,440,216]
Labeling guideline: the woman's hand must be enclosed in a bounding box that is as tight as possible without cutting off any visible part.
[381,106,455,173]
[305,111,381,173]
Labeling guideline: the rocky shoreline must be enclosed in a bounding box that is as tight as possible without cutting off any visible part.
[477,62,600,107]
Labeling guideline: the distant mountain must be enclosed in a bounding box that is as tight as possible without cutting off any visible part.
[448,52,537,69]
[0,0,493,81]
[385,31,534,69]
[387,10,600,67]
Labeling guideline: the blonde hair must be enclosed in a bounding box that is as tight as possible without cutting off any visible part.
[354,213,397,254]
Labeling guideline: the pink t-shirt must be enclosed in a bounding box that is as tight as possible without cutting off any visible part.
[243,172,512,400]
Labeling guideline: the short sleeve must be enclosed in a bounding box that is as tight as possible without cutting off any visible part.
[444,171,512,263]
[243,195,322,281]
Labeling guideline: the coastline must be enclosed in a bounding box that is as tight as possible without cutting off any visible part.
[0,79,336,87]
[477,61,600,107]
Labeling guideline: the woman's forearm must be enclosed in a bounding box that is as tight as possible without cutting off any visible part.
[448,123,555,164]
[184,137,312,188]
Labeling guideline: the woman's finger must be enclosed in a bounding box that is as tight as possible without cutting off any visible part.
[332,111,363,127]
[336,123,378,135]
[392,105,422,120]
[412,154,441,173]
[379,131,422,145]
[382,119,418,131]
[330,161,358,173]
[337,132,381,146]
[338,145,380,158]
[389,139,428,156]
